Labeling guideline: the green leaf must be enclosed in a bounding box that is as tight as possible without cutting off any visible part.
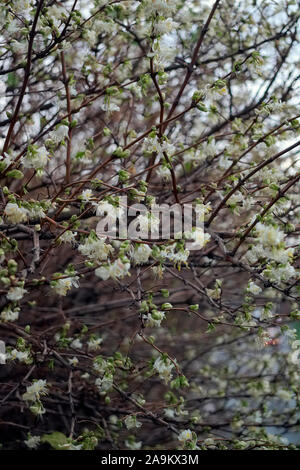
[6,72,19,88]
[6,170,24,179]
[41,432,68,450]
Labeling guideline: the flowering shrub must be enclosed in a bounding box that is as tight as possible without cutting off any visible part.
[0,0,299,451]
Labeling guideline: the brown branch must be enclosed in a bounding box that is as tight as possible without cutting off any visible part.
[231,172,300,255]
[207,139,300,227]
[2,0,45,156]
[163,0,221,130]
[60,51,72,185]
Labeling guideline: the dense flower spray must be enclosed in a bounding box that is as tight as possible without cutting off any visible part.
[0,0,299,451]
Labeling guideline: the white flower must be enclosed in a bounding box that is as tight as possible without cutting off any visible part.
[124,415,142,430]
[206,282,221,300]
[23,146,48,169]
[85,30,97,46]
[178,429,193,442]
[135,213,160,236]
[1,307,20,322]
[0,348,6,364]
[0,80,6,95]
[100,100,120,113]
[128,83,143,99]
[195,202,211,222]
[11,39,27,54]
[0,153,12,169]
[157,165,171,180]
[284,328,297,340]
[153,356,174,383]
[52,276,79,296]
[142,136,175,158]
[245,241,294,269]
[95,373,113,392]
[4,203,29,224]
[94,200,122,218]
[154,18,178,35]
[132,244,152,264]
[9,349,30,363]
[93,357,107,374]
[70,338,83,349]
[7,286,27,301]
[263,263,296,283]
[189,227,211,249]
[25,435,41,449]
[144,0,178,17]
[155,39,177,65]
[78,236,113,262]
[13,0,31,15]
[271,247,294,264]
[88,337,103,351]
[289,340,300,365]
[47,5,68,27]
[94,19,115,34]
[23,380,48,402]
[28,205,46,220]
[202,138,217,157]
[219,155,232,170]
[49,125,69,143]
[125,439,142,450]
[95,265,111,281]
[247,282,262,295]
[68,357,79,366]
[109,259,131,279]
[160,246,189,267]
[81,189,94,202]
[227,191,244,206]
[255,223,285,247]
[144,310,165,328]
[59,230,77,244]
[245,244,264,264]
[164,408,176,418]
[81,373,90,380]
[291,339,300,350]
[277,389,293,401]
[136,214,151,233]
[7,20,20,35]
